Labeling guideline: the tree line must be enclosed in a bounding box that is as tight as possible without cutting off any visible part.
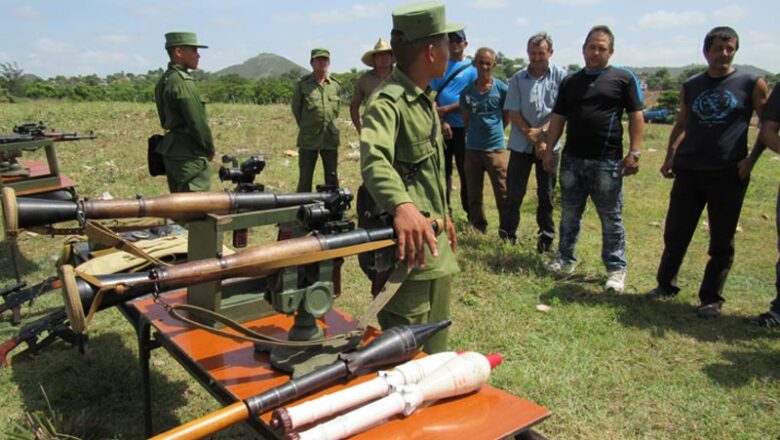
[1,60,776,107]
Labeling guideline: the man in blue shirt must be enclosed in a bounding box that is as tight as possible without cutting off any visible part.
[460,47,509,234]
[431,30,478,217]
[503,32,567,251]
[542,25,644,293]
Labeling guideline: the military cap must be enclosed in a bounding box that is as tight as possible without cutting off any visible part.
[361,38,393,67]
[392,1,464,43]
[310,48,331,60]
[165,32,208,49]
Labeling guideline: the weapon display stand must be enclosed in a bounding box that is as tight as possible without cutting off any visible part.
[0,139,77,200]
[1,139,78,285]
[118,290,551,439]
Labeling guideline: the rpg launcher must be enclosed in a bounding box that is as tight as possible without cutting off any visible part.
[0,277,61,325]
[149,320,451,440]
[0,307,85,367]
[59,217,442,334]
[292,352,503,440]
[2,186,352,236]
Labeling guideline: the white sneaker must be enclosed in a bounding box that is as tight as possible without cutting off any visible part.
[545,257,578,275]
[605,269,627,292]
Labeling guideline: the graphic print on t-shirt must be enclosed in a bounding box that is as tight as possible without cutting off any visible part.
[691,89,738,125]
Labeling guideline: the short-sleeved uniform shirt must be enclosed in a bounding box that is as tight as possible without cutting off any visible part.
[430,59,478,128]
[673,69,759,171]
[355,69,389,106]
[292,73,341,150]
[504,64,568,153]
[460,79,508,151]
[553,66,644,160]
[154,62,215,158]
[360,68,458,281]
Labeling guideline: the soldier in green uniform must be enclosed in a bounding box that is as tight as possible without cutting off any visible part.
[155,32,215,193]
[360,2,461,353]
[292,49,342,192]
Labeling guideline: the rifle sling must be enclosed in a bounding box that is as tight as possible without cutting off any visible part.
[354,263,411,332]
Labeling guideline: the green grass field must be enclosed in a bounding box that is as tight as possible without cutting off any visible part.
[1,101,778,439]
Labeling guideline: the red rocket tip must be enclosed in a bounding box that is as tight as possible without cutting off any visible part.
[485,353,502,369]
[455,350,466,355]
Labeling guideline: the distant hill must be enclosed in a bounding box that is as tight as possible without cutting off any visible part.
[630,64,773,78]
[216,53,308,79]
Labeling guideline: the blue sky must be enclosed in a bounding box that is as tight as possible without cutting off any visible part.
[1,0,777,78]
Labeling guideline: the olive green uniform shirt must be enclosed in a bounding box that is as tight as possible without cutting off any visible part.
[154,63,215,158]
[292,73,341,150]
[360,68,458,281]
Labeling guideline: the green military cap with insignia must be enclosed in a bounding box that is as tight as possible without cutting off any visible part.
[310,48,331,60]
[165,32,209,49]
[392,1,464,43]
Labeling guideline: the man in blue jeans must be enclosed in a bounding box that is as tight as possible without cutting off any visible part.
[542,25,644,293]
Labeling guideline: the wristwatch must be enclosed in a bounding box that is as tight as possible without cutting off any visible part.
[629,150,641,160]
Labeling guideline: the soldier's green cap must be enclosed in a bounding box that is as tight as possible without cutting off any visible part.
[392,2,464,43]
[310,48,331,60]
[164,32,208,49]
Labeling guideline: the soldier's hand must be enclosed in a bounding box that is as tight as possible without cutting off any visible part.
[442,122,453,140]
[534,141,548,160]
[394,203,438,269]
[446,214,457,252]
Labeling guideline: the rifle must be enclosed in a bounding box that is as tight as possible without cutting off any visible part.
[13,121,96,142]
[0,277,61,325]
[3,186,352,232]
[0,307,85,367]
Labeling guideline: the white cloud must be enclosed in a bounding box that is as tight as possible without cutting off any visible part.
[545,0,601,5]
[470,0,510,9]
[132,5,175,18]
[9,5,43,19]
[33,38,74,54]
[308,4,386,25]
[638,10,706,29]
[515,16,530,28]
[98,33,135,45]
[712,5,748,21]
[593,16,617,27]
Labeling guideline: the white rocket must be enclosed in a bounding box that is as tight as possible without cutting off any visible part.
[290,352,502,440]
[272,351,459,433]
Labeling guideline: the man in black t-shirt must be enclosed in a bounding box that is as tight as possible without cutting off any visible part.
[746,83,780,328]
[542,25,644,293]
[648,27,768,319]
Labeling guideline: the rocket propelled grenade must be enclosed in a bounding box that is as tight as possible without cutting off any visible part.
[148,321,451,440]
[272,351,459,433]
[60,219,441,334]
[291,352,502,440]
[2,186,350,231]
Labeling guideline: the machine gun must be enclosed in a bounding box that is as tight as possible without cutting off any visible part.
[0,308,85,367]
[0,277,61,325]
[13,121,96,142]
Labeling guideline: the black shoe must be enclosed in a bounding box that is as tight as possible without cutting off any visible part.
[697,301,724,319]
[646,285,679,299]
[499,230,517,245]
[536,238,553,254]
[746,311,780,328]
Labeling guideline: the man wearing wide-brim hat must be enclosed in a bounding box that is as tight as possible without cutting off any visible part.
[350,38,395,133]
[291,48,342,192]
[359,2,461,354]
[154,31,215,193]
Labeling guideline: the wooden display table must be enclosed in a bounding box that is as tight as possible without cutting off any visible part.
[120,291,551,439]
[2,160,77,197]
